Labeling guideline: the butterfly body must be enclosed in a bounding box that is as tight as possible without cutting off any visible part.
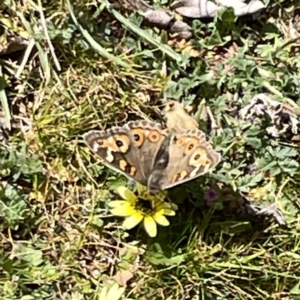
[84,120,221,194]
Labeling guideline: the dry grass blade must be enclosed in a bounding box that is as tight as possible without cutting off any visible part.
[108,3,182,62]
[0,66,11,130]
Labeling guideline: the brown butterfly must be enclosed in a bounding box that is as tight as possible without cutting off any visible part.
[84,119,221,194]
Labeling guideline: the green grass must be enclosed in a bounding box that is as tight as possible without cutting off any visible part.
[1,0,300,299]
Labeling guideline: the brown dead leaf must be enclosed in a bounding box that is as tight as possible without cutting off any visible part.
[114,270,134,286]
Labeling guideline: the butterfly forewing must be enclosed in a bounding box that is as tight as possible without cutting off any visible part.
[83,127,147,185]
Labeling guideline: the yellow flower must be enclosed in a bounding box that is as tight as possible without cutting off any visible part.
[98,282,127,300]
[108,183,177,237]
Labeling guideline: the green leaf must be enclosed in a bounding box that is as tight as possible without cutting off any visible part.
[236,173,263,193]
[246,137,262,148]
[290,281,300,295]
[146,243,185,266]
[13,244,43,267]
[218,7,236,23]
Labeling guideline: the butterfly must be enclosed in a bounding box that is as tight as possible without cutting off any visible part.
[83,119,221,194]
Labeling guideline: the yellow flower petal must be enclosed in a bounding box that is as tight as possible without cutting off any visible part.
[155,202,167,211]
[99,286,108,300]
[170,203,178,210]
[153,213,170,226]
[108,200,127,208]
[162,208,176,216]
[157,202,177,210]
[106,283,125,300]
[117,186,137,202]
[111,203,136,217]
[143,216,157,237]
[122,213,143,229]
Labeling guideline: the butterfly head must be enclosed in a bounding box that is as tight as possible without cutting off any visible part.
[164,101,178,113]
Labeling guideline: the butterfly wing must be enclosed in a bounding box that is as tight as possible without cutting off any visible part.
[83,126,147,185]
[159,129,221,189]
[124,120,169,182]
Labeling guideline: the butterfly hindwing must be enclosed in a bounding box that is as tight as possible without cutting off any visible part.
[159,129,221,189]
